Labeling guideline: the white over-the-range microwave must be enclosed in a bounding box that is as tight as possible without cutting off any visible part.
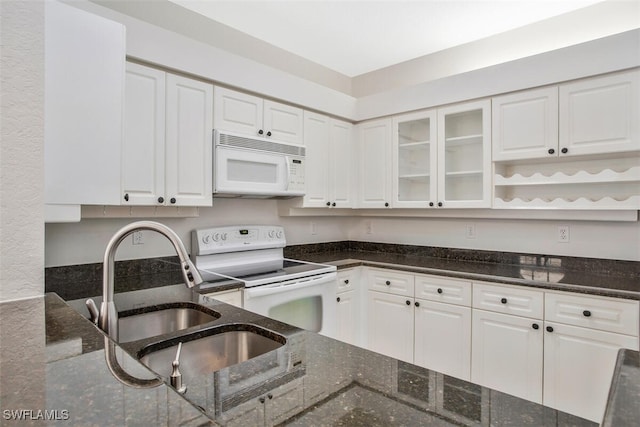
[213,129,306,198]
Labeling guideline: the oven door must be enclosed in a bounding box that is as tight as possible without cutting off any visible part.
[243,272,337,338]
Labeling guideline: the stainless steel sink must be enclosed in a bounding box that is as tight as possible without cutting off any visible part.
[118,303,220,343]
[137,324,286,379]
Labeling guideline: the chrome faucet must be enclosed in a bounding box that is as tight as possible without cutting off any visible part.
[89,221,203,341]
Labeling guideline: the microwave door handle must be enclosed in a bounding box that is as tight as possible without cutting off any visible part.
[284,156,290,191]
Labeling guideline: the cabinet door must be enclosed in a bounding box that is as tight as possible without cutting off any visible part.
[165,74,213,206]
[414,300,471,381]
[266,378,305,426]
[44,0,125,207]
[392,110,438,208]
[263,100,304,145]
[223,398,265,427]
[213,86,263,137]
[358,119,393,208]
[366,268,414,297]
[302,111,331,207]
[367,291,414,363]
[471,310,543,403]
[559,70,640,156]
[492,87,559,161]
[437,100,491,208]
[336,290,358,346]
[122,63,166,205]
[329,119,355,208]
[543,322,639,423]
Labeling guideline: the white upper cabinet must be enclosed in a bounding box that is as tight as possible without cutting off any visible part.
[303,112,354,208]
[492,87,559,161]
[559,69,640,156]
[213,87,303,145]
[357,118,393,208]
[122,62,212,207]
[44,1,125,210]
[392,110,438,208]
[437,100,492,208]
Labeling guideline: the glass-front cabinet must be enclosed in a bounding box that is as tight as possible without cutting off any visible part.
[437,100,491,208]
[392,110,437,208]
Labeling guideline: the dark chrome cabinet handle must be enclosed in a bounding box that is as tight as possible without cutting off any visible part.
[532,323,539,330]
[267,393,273,400]
[429,202,434,207]
[326,202,331,206]
[259,396,265,403]
[258,129,264,135]
[561,147,568,154]
[406,300,411,306]
[336,297,341,302]
[546,326,554,333]
[158,196,164,203]
[415,301,420,307]
[266,131,272,137]
[548,148,555,155]
[170,197,176,204]
[385,281,391,286]
[437,288,443,294]
[500,298,508,304]
[124,193,129,202]
[384,202,389,207]
[344,279,349,284]
[583,310,592,317]
[437,202,443,207]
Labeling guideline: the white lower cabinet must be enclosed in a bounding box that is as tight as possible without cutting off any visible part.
[221,377,304,427]
[471,309,543,404]
[414,300,471,381]
[335,268,361,346]
[367,290,414,363]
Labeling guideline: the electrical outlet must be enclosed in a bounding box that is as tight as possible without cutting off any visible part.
[557,225,570,243]
[310,221,317,235]
[365,220,373,234]
[465,224,476,239]
[132,231,144,245]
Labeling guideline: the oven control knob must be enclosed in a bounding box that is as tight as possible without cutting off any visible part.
[221,233,228,241]
[268,229,275,238]
[202,234,211,244]
[212,233,220,242]
[276,230,283,238]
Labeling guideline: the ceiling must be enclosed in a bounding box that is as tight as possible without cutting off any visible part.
[168,0,604,77]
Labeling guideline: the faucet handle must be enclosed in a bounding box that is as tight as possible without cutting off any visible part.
[170,342,187,394]
[86,299,99,325]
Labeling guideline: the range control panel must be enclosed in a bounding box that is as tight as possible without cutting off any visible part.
[192,225,286,256]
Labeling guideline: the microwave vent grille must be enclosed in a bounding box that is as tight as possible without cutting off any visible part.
[218,132,305,157]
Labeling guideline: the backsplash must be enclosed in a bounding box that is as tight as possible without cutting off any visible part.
[46,241,640,300]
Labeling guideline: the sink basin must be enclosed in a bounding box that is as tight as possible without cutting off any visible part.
[118,302,220,343]
[137,324,286,379]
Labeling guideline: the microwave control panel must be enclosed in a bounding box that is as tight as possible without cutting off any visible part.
[288,157,305,192]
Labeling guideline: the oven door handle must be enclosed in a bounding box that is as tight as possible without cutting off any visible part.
[244,272,337,298]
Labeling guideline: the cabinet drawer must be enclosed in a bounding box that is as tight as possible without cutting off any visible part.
[336,269,358,293]
[366,268,414,297]
[473,282,543,319]
[414,274,472,307]
[545,292,639,336]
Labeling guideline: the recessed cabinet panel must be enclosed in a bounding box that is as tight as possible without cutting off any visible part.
[414,274,472,306]
[213,87,263,137]
[473,282,544,319]
[560,70,640,156]
[366,268,414,297]
[492,87,559,161]
[302,112,331,207]
[367,291,414,363]
[358,119,393,208]
[263,100,304,145]
[330,120,355,207]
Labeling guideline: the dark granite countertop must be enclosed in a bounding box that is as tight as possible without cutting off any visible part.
[1,284,617,426]
[288,248,640,300]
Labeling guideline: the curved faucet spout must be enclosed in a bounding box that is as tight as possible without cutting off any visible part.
[97,221,203,340]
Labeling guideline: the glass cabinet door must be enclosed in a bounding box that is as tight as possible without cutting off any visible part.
[437,100,491,208]
[392,110,437,208]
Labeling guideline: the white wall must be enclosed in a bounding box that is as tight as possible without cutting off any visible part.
[0,0,46,302]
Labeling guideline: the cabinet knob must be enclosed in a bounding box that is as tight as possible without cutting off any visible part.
[326,202,331,206]
[170,197,176,204]
[266,131,272,137]
[546,326,554,333]
[259,397,265,404]
[336,297,341,302]
[414,301,420,307]
[583,310,592,317]
[500,297,508,304]
[437,288,443,294]
[258,129,264,135]
[429,202,434,207]
[332,202,336,207]
[561,147,568,154]
[548,148,555,155]
[532,323,539,330]
[158,196,164,203]
[384,202,389,207]
[344,279,349,284]
[124,193,129,202]
[385,280,391,286]
[267,393,273,400]
[406,300,411,306]
[437,202,443,207]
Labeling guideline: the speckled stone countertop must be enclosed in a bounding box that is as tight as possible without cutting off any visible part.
[1,284,609,426]
[285,244,640,300]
